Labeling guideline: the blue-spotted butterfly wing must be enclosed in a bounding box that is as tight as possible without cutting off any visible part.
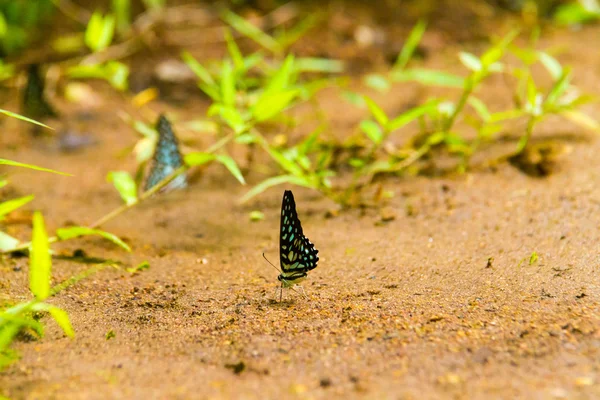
[279,190,319,277]
[144,115,187,192]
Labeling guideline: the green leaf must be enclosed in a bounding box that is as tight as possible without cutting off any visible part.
[252,89,299,122]
[387,99,440,132]
[489,109,526,123]
[364,74,391,92]
[215,154,245,185]
[360,120,383,144]
[221,10,281,53]
[537,51,563,80]
[553,3,600,25]
[545,69,572,107]
[224,29,245,73]
[261,143,304,176]
[342,91,366,107]
[239,175,312,203]
[468,97,491,122]
[294,57,344,73]
[249,210,264,221]
[184,152,216,166]
[85,12,115,52]
[56,226,131,252]
[126,261,149,273]
[480,30,517,68]
[392,68,464,88]
[529,251,538,265]
[459,52,482,72]
[30,303,74,337]
[106,61,129,91]
[0,108,54,130]
[0,195,34,219]
[0,231,20,252]
[209,105,247,133]
[220,60,235,107]
[266,55,295,94]
[394,19,427,70]
[0,159,71,175]
[112,0,131,34]
[181,51,216,86]
[561,110,600,132]
[363,96,388,127]
[84,11,103,51]
[106,171,137,206]
[30,212,51,301]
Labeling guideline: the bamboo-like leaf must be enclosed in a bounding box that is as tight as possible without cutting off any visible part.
[215,155,246,185]
[221,10,281,53]
[0,159,71,175]
[56,226,131,252]
[106,171,137,205]
[392,68,464,88]
[252,90,299,122]
[30,303,74,338]
[0,195,34,219]
[363,96,388,127]
[239,175,312,203]
[184,152,216,166]
[0,109,54,130]
[181,51,216,86]
[30,212,51,301]
[387,99,440,132]
[394,19,427,70]
[0,231,20,252]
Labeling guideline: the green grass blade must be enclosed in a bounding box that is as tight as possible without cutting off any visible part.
[215,155,246,185]
[363,96,388,127]
[391,68,464,88]
[181,51,216,86]
[294,57,344,73]
[394,19,427,70]
[0,109,54,130]
[225,29,245,73]
[0,159,71,175]
[221,10,282,53]
[56,226,131,252]
[387,99,440,132]
[30,212,51,301]
[0,195,34,219]
[220,60,236,107]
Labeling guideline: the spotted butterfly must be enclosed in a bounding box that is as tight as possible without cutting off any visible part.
[277,190,319,291]
[145,115,187,192]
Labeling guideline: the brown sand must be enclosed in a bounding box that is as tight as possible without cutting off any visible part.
[1,8,600,400]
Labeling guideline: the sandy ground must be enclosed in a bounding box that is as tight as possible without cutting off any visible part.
[2,4,600,399]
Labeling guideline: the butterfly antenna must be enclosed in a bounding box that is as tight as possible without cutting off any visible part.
[262,252,281,273]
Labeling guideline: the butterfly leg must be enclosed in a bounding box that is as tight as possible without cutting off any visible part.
[297,285,308,299]
[279,282,283,302]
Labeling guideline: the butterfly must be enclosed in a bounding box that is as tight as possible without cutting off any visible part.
[145,115,187,192]
[272,190,319,299]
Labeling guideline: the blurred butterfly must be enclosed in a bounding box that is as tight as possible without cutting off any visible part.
[22,64,58,135]
[264,190,319,300]
[145,115,187,192]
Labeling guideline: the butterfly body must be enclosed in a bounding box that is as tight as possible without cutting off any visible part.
[277,190,319,291]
